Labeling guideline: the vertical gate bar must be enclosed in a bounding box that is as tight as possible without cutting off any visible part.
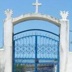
[35,35,38,72]
[56,41,58,72]
[12,34,14,72]
[58,35,60,72]
[57,40,60,72]
[12,39,15,72]
[12,34,13,72]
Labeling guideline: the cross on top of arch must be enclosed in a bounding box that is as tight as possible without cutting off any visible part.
[32,0,42,13]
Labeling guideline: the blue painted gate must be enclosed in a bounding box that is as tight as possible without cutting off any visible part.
[13,29,60,72]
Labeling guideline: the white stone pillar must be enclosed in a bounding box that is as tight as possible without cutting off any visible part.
[60,11,69,72]
[4,9,13,72]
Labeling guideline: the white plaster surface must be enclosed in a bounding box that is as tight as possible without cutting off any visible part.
[4,9,13,72]
[4,18,13,72]
[66,52,72,72]
[0,48,4,72]
[0,48,4,63]
[60,20,69,72]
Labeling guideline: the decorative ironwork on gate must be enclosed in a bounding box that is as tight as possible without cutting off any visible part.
[13,29,60,72]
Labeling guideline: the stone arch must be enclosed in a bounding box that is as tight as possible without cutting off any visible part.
[13,13,60,27]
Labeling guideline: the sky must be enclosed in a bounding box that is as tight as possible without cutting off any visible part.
[0,0,72,51]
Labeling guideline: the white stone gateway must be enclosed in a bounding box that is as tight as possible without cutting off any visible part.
[0,0,71,72]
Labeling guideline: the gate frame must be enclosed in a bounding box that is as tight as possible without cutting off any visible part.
[13,29,60,72]
[3,9,69,72]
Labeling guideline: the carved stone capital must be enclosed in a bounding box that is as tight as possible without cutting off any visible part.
[60,11,69,21]
[5,9,13,20]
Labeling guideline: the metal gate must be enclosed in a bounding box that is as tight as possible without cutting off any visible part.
[13,29,60,72]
